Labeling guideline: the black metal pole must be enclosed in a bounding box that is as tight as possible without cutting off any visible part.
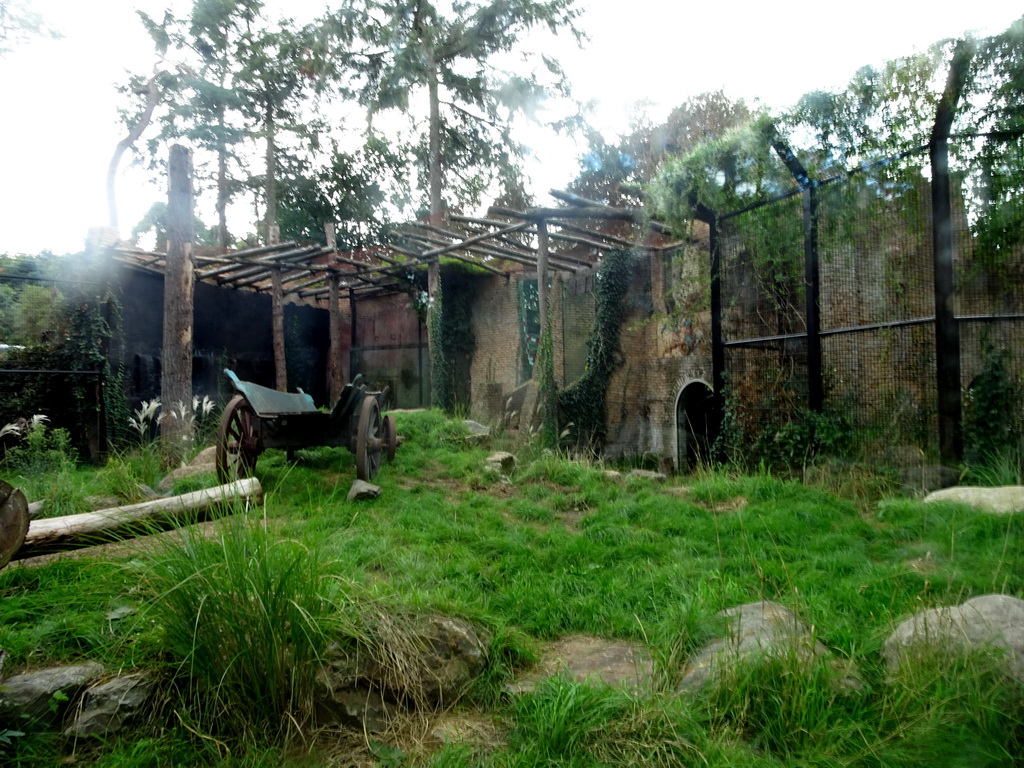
[708,216,726,436]
[930,42,971,464]
[931,134,962,463]
[803,185,823,412]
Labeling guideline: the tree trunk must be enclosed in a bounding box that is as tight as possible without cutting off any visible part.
[107,73,161,232]
[326,223,344,403]
[14,479,263,561]
[427,59,443,224]
[216,103,230,252]
[534,220,549,381]
[0,481,28,569]
[264,100,278,242]
[272,266,287,392]
[161,145,195,464]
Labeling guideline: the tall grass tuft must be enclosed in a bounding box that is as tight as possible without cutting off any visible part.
[142,513,341,743]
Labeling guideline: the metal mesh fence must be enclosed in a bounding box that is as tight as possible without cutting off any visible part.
[714,134,1024,461]
[719,191,807,448]
[0,266,106,458]
[817,148,938,451]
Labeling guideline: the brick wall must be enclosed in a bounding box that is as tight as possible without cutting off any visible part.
[467,274,523,421]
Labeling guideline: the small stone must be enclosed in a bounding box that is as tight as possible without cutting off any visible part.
[463,420,491,446]
[486,452,516,474]
[348,480,381,501]
[603,470,623,481]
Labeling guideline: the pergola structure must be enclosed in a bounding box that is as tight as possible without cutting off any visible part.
[112,189,686,403]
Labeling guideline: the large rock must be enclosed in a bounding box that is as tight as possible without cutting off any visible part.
[318,614,489,717]
[158,446,218,492]
[393,615,489,704]
[923,486,1024,515]
[64,672,155,737]
[0,662,105,725]
[677,601,839,691]
[882,594,1024,681]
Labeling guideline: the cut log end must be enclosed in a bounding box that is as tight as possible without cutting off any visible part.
[0,480,30,569]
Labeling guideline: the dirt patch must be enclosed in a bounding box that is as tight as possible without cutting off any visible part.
[908,553,938,573]
[701,496,748,514]
[314,710,506,767]
[506,634,654,694]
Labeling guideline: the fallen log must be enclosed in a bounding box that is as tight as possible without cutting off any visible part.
[11,477,262,562]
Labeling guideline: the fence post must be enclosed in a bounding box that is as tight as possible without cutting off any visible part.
[930,43,972,464]
[803,185,823,412]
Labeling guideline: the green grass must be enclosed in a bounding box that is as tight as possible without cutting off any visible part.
[1,409,1022,766]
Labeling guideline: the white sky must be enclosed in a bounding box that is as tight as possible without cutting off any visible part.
[0,0,1020,255]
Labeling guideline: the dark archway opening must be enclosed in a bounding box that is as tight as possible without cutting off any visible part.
[676,381,716,471]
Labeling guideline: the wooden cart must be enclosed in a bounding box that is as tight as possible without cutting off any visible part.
[216,369,397,483]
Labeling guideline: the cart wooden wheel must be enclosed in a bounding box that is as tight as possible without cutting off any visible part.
[355,396,383,481]
[0,480,29,569]
[217,395,261,483]
[382,414,397,462]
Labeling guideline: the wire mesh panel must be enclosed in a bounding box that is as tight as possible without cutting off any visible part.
[816,148,938,448]
[951,133,1024,459]
[719,192,807,448]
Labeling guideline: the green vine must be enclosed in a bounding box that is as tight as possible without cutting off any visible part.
[427,266,477,413]
[427,271,448,411]
[559,249,634,449]
[536,312,558,448]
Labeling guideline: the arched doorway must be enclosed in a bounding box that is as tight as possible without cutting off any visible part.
[676,381,715,471]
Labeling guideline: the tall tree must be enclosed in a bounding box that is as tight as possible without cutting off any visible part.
[324,0,581,220]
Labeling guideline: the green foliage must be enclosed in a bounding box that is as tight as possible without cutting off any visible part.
[4,417,76,475]
[142,514,342,742]
[572,90,752,207]
[964,341,1022,466]
[559,249,634,449]
[428,272,449,411]
[536,319,558,449]
[433,268,476,413]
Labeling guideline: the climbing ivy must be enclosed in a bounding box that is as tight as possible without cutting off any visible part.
[536,312,558,448]
[428,271,448,411]
[559,249,635,450]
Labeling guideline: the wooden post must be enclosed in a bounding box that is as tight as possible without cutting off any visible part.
[161,144,195,463]
[326,223,343,404]
[427,256,441,407]
[534,220,549,380]
[269,225,287,392]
